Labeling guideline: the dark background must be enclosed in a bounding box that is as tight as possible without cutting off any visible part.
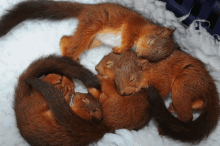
[159,0,220,40]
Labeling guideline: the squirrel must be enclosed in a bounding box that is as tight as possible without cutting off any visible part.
[146,85,218,144]
[111,50,220,143]
[87,50,151,130]
[40,73,102,122]
[14,54,112,146]
[0,1,175,61]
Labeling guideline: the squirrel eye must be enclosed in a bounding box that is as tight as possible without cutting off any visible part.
[82,98,89,104]
[106,61,113,68]
[93,109,98,114]
[148,39,153,45]
[130,74,136,82]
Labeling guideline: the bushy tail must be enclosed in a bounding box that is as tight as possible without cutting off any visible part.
[147,86,220,143]
[14,54,108,145]
[0,1,84,37]
[15,54,100,107]
[19,54,100,91]
[25,78,111,145]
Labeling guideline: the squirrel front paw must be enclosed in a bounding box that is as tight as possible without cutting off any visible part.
[88,87,101,100]
[43,74,62,85]
[99,92,108,103]
[61,76,75,96]
[113,46,128,54]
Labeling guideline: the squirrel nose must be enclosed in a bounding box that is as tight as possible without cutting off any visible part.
[95,65,102,73]
[117,88,125,95]
[118,88,132,96]
[95,65,98,71]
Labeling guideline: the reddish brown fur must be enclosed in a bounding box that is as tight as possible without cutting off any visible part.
[168,99,205,114]
[40,74,74,119]
[113,50,220,143]
[59,3,175,61]
[42,74,102,121]
[71,92,102,122]
[0,1,175,62]
[16,73,102,145]
[115,50,214,122]
[88,51,151,130]
[96,75,150,130]
[14,55,112,146]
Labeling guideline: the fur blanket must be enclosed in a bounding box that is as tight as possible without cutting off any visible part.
[0,0,219,146]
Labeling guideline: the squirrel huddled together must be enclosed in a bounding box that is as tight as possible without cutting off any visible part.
[0,1,219,146]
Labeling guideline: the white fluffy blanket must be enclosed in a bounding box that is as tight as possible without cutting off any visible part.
[0,0,220,146]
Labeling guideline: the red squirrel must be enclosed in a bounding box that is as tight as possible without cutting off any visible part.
[14,54,112,146]
[30,73,102,122]
[87,51,151,130]
[0,1,175,61]
[111,50,220,143]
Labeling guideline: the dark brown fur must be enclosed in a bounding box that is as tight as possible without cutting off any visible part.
[113,50,220,143]
[0,1,175,61]
[88,51,151,130]
[14,55,112,146]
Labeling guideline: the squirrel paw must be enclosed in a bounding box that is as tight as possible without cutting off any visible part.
[43,74,62,85]
[61,76,75,96]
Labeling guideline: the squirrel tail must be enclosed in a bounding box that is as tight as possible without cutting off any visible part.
[0,1,84,37]
[147,85,220,143]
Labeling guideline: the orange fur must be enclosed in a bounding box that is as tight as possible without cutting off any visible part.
[115,50,218,121]
[89,51,151,130]
[113,50,220,143]
[43,74,102,121]
[71,92,102,122]
[168,99,205,114]
[59,3,175,61]
[14,55,111,146]
[40,74,74,118]
[18,73,104,143]
[0,1,175,62]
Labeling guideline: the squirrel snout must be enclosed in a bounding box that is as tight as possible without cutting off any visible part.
[95,65,103,74]
[95,65,98,71]
[117,88,133,96]
[117,88,126,96]
[95,65,101,72]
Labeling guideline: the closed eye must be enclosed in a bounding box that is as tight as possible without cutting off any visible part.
[106,62,112,66]
[148,40,153,45]
[106,61,113,68]
[130,74,136,82]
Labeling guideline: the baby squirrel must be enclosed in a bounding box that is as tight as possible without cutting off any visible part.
[88,51,151,130]
[0,1,175,61]
[113,50,220,143]
[14,55,112,146]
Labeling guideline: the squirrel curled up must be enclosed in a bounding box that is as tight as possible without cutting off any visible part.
[112,50,220,144]
[15,54,160,145]
[14,55,113,146]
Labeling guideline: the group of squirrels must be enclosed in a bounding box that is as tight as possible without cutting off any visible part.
[0,1,219,146]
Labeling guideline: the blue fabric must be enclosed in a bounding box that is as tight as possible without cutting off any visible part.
[159,0,220,38]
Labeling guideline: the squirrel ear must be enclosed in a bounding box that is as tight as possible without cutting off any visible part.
[136,58,149,71]
[157,27,176,36]
[156,28,165,35]
[170,28,176,34]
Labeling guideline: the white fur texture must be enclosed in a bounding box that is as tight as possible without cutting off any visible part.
[0,0,220,146]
